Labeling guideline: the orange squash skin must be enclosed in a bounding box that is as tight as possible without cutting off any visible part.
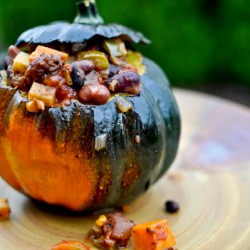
[0,87,98,211]
[0,87,21,190]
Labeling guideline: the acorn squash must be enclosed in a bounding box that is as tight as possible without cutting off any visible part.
[0,0,180,212]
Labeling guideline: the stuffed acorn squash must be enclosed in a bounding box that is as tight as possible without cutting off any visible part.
[0,0,180,211]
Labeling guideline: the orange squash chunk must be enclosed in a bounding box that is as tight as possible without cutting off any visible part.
[28,82,56,107]
[132,219,176,250]
[30,45,68,62]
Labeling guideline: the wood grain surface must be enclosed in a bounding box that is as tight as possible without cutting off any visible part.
[0,88,250,250]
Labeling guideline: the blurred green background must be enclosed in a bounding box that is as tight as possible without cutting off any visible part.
[0,0,249,97]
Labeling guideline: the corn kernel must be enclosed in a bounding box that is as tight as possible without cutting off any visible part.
[95,215,107,227]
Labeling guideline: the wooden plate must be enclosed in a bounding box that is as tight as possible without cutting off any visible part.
[1,88,250,250]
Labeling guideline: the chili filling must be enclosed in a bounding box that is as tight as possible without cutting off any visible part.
[0,38,145,112]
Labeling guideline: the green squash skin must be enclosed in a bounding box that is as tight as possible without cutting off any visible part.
[0,58,180,211]
[141,58,181,182]
[15,22,150,47]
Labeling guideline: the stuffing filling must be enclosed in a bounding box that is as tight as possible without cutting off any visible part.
[0,38,145,112]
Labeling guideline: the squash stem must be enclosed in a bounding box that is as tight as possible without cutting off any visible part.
[74,0,104,25]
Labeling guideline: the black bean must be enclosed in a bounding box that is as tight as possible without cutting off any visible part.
[71,64,85,89]
[165,200,180,213]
